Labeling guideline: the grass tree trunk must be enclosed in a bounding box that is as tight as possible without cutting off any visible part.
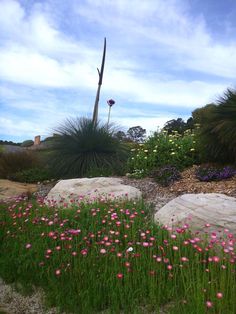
[92,37,106,126]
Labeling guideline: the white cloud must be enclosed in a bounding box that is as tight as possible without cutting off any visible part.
[0,0,25,33]
[0,0,236,141]
[0,0,233,108]
[0,46,98,88]
[74,0,236,79]
[0,45,227,109]
[103,68,227,107]
[0,0,104,89]
[0,117,43,138]
[0,0,82,57]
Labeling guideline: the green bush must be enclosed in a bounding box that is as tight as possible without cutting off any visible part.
[11,167,52,183]
[0,151,39,179]
[49,117,129,178]
[21,140,34,147]
[127,129,198,178]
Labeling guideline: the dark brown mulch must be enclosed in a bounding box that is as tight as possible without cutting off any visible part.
[168,165,236,197]
[118,165,236,204]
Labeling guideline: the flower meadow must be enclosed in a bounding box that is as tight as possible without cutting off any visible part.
[0,196,236,314]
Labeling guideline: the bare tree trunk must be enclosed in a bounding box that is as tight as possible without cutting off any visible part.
[92,37,106,126]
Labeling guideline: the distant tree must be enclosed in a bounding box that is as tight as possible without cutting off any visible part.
[0,140,21,146]
[186,117,194,130]
[127,126,146,142]
[114,131,127,141]
[192,104,216,124]
[162,117,195,134]
[162,118,187,134]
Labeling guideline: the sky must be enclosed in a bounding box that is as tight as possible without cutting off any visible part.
[0,0,236,142]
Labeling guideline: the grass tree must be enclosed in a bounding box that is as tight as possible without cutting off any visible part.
[50,117,128,178]
[48,39,130,178]
[213,88,236,157]
[193,88,236,163]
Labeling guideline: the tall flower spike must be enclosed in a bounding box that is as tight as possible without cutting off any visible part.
[92,38,107,126]
[107,99,115,128]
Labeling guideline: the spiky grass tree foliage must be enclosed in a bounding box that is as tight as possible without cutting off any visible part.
[193,88,236,163]
[214,89,236,154]
[50,118,128,178]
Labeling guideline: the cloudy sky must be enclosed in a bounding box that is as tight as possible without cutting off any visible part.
[0,0,236,142]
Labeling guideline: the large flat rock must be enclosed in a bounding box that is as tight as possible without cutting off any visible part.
[0,179,37,200]
[46,177,142,206]
[155,193,236,234]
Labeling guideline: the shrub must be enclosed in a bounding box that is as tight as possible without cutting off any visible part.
[127,168,146,179]
[11,167,52,183]
[195,165,236,182]
[49,117,129,178]
[127,129,198,178]
[21,140,34,147]
[0,151,39,179]
[192,88,236,163]
[150,165,181,186]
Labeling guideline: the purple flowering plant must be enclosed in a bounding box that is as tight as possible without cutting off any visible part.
[196,165,236,182]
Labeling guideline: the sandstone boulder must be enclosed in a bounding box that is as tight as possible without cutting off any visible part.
[46,177,142,206]
[155,193,236,234]
[0,179,37,200]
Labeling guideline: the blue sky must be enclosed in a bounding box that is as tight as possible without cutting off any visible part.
[0,0,236,142]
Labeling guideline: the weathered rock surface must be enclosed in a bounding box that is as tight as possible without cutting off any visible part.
[155,193,236,233]
[0,179,37,200]
[46,177,142,206]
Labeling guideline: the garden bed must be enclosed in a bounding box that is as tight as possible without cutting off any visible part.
[1,193,236,313]
[168,165,236,197]
[1,168,236,314]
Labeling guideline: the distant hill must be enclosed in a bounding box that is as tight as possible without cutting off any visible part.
[0,140,21,146]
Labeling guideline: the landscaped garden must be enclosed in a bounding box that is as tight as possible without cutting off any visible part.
[0,88,236,313]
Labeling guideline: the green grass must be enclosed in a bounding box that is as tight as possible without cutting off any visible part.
[0,197,235,313]
[0,145,5,153]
